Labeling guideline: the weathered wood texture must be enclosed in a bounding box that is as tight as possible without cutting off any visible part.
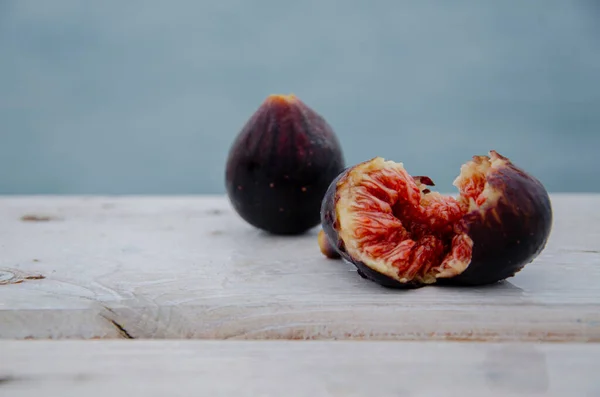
[1,194,599,341]
[1,340,598,397]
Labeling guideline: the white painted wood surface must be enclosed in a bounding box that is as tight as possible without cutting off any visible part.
[0,194,599,341]
[1,340,599,397]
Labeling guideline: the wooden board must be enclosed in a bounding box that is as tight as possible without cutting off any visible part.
[1,340,599,397]
[1,194,599,341]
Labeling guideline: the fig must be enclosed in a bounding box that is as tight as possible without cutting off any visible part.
[226,94,345,235]
[320,151,553,288]
[318,229,341,259]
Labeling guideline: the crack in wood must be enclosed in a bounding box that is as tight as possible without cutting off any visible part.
[99,307,134,339]
[24,275,45,280]
[108,319,134,339]
[0,269,45,285]
[0,373,94,384]
[20,214,60,222]
[0,375,21,385]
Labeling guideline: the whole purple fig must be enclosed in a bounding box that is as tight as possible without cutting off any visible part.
[226,94,345,235]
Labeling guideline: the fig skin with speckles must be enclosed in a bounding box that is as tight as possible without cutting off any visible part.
[226,94,345,235]
[320,151,553,288]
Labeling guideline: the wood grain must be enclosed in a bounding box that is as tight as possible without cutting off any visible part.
[1,194,599,341]
[1,340,598,397]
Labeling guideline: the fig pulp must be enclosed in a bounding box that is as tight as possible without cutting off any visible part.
[320,151,553,288]
[226,94,345,235]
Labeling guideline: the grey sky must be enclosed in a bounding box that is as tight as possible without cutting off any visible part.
[1,0,598,194]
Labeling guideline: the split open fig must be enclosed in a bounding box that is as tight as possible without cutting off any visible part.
[320,151,553,288]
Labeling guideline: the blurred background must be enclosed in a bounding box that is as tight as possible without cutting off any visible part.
[1,0,598,195]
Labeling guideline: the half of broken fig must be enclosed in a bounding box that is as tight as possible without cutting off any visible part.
[320,151,553,288]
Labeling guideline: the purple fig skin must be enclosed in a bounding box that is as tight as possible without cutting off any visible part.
[226,94,345,235]
[440,154,553,286]
[320,152,553,288]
